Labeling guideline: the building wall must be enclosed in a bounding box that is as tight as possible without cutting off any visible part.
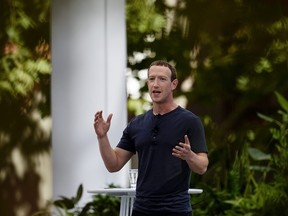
[51,0,128,203]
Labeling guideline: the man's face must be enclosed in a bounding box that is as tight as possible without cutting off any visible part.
[147,65,178,104]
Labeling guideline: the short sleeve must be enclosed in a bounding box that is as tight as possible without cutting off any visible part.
[189,117,208,153]
[116,123,136,154]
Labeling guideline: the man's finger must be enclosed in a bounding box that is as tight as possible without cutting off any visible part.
[106,113,113,124]
[184,135,190,144]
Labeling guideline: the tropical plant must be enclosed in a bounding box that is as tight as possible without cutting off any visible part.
[191,92,288,215]
[33,184,120,216]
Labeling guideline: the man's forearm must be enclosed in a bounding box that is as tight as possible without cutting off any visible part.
[186,152,209,175]
[97,135,119,172]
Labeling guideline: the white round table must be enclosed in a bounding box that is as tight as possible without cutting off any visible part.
[88,188,203,216]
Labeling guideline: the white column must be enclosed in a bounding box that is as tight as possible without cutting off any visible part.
[51,0,128,204]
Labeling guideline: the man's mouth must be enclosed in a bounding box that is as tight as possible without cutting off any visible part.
[152,90,161,94]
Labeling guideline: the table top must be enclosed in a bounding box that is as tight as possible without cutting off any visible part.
[88,188,203,196]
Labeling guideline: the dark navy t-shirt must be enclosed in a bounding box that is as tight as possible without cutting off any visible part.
[117,106,208,213]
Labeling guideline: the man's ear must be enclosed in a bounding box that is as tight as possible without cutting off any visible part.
[171,79,178,90]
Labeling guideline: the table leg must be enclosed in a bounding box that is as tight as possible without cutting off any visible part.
[119,196,135,216]
[125,196,130,215]
[120,196,127,216]
[129,196,134,216]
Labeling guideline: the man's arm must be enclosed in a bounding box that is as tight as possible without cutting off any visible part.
[185,152,208,175]
[172,135,209,174]
[94,111,133,172]
[97,135,133,172]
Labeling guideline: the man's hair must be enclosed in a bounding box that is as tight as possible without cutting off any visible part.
[148,60,177,81]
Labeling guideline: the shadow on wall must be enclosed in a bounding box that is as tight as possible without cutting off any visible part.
[0,97,52,216]
[0,164,40,216]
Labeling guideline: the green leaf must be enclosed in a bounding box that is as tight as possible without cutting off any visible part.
[79,202,94,216]
[248,147,271,161]
[257,113,275,123]
[53,198,75,209]
[36,59,51,74]
[249,165,271,172]
[75,184,83,203]
[275,91,288,113]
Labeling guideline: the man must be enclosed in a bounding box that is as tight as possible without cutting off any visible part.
[94,60,208,216]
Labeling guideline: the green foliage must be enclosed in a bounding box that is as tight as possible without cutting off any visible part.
[34,184,120,216]
[0,53,50,98]
[126,0,165,34]
[126,0,165,45]
[192,93,288,215]
[90,193,120,216]
[0,0,51,215]
[127,1,288,214]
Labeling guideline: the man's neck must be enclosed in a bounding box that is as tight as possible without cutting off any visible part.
[152,103,178,115]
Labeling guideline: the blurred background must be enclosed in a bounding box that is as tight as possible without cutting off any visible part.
[0,0,287,215]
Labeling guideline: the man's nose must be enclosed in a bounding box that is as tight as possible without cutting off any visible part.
[152,78,160,86]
